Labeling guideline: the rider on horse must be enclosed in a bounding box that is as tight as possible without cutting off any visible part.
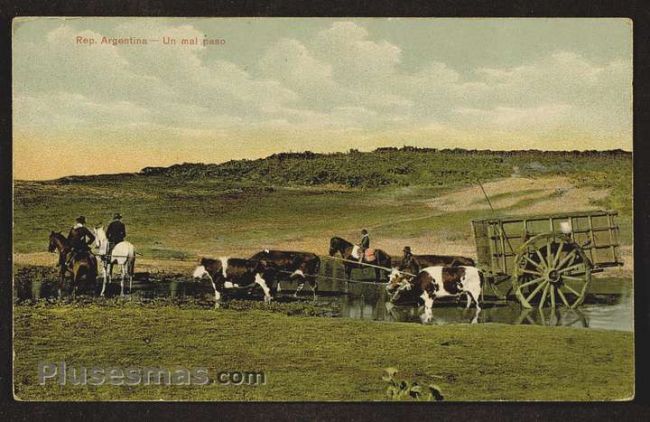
[106,212,126,257]
[66,216,95,267]
[358,229,370,263]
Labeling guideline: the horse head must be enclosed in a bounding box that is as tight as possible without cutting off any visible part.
[48,231,57,252]
[48,231,66,253]
[329,237,349,257]
[93,225,107,248]
[93,226,111,258]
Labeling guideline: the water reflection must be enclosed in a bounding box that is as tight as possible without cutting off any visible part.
[315,270,632,331]
[17,265,633,332]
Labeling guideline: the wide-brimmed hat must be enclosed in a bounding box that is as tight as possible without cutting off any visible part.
[76,216,86,224]
[113,213,123,219]
[403,246,411,253]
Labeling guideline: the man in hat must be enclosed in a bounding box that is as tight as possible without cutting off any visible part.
[66,216,96,266]
[106,212,126,255]
[358,229,370,263]
[400,246,415,271]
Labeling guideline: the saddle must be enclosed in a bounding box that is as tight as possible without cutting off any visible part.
[352,246,376,262]
[65,249,97,270]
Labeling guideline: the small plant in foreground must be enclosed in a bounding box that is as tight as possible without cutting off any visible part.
[382,367,444,401]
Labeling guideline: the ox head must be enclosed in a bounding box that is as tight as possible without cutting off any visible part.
[193,257,216,281]
[192,265,208,280]
[385,268,413,302]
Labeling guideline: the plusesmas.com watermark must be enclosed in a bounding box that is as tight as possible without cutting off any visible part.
[38,362,266,386]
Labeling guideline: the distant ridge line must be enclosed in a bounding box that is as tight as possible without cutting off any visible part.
[26,146,630,184]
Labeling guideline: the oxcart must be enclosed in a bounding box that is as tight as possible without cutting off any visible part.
[472,210,623,308]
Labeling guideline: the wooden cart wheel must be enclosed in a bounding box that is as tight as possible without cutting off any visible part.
[512,233,592,309]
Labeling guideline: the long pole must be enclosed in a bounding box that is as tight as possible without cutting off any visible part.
[321,255,415,276]
[477,177,515,255]
[477,179,496,213]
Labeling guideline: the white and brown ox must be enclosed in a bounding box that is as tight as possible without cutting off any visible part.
[249,250,321,299]
[192,257,277,307]
[386,266,483,323]
[398,254,475,275]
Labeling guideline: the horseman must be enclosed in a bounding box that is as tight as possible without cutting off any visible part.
[400,246,414,269]
[106,212,126,256]
[357,228,370,263]
[66,216,95,267]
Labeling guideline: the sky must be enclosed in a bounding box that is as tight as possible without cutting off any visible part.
[13,17,632,180]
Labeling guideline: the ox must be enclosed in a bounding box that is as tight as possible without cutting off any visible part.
[192,257,277,307]
[398,254,475,276]
[386,266,483,323]
[249,250,320,299]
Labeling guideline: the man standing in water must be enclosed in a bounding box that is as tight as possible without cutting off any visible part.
[400,246,414,270]
[358,228,370,263]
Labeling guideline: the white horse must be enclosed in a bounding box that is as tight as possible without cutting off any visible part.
[94,226,136,296]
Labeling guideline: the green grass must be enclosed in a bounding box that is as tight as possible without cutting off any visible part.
[11,148,635,402]
[13,304,634,401]
[15,177,473,258]
[14,149,632,258]
[13,181,632,259]
[469,188,546,205]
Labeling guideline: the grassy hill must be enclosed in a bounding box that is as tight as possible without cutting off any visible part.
[48,147,625,192]
[14,148,632,262]
[12,148,634,403]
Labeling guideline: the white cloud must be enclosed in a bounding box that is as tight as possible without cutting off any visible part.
[313,21,402,85]
[13,18,632,166]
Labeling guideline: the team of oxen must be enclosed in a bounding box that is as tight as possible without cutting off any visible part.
[48,228,484,319]
[191,236,484,320]
[192,250,321,306]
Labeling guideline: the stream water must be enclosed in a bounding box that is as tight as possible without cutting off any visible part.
[19,260,633,332]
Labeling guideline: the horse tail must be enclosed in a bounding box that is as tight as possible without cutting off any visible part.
[74,262,87,284]
[129,245,136,276]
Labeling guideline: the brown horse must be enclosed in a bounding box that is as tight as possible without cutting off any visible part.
[48,231,97,298]
[328,236,392,282]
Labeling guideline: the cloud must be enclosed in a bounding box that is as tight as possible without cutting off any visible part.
[12,18,632,178]
[313,21,402,83]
